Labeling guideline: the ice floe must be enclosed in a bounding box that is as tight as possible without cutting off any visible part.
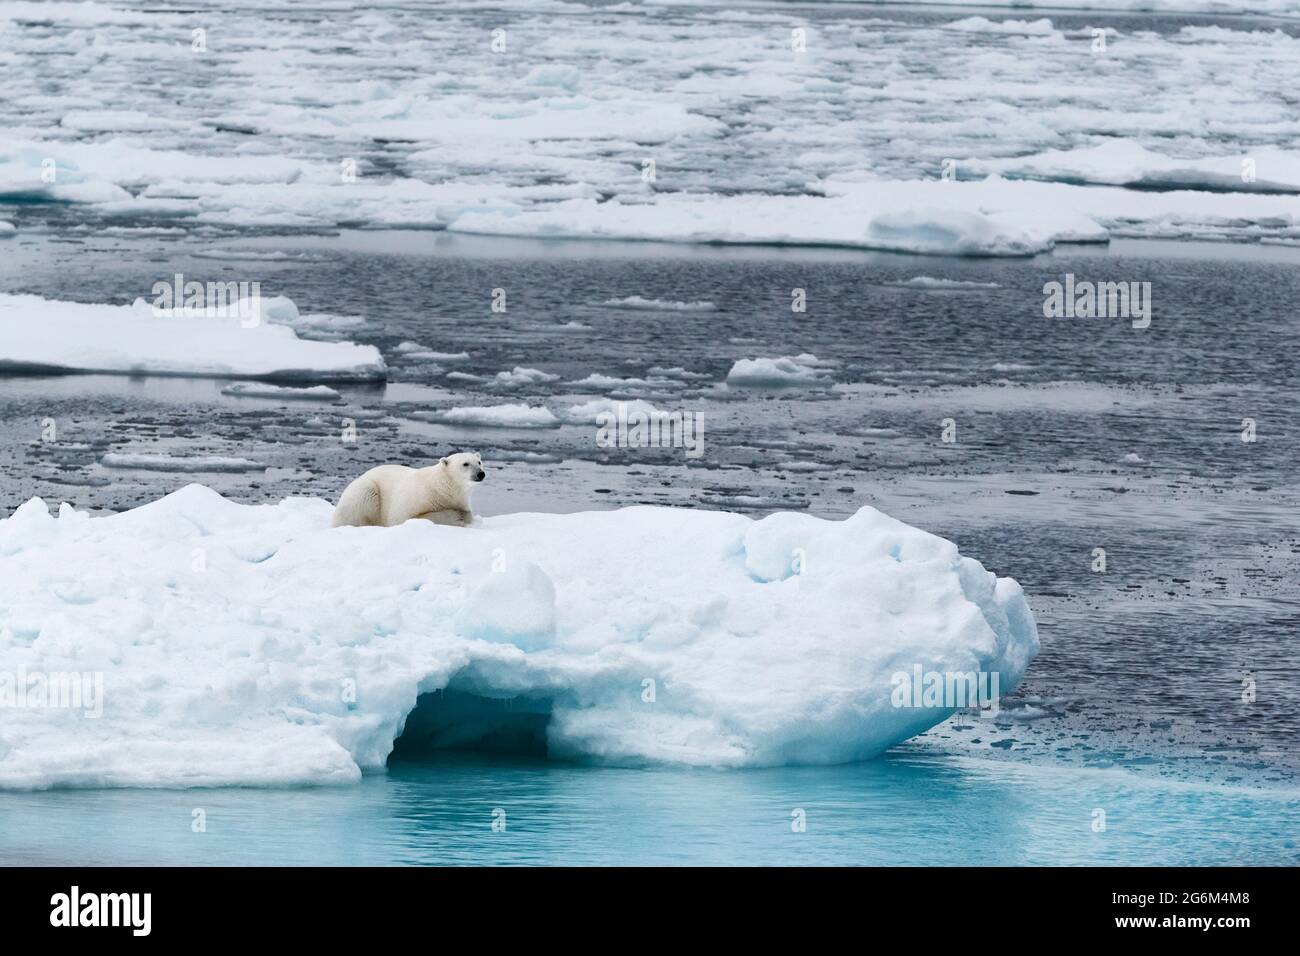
[0,294,385,381]
[432,403,561,428]
[727,354,836,389]
[892,277,1002,289]
[0,485,1038,786]
[99,454,267,473]
[490,367,561,389]
[966,142,1300,193]
[602,296,718,312]
[220,383,342,401]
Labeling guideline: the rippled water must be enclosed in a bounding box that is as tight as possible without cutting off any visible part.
[1,753,1295,866]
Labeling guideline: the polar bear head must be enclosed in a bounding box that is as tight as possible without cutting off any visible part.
[440,451,485,487]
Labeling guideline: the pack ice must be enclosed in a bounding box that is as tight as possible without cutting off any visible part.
[0,486,1038,789]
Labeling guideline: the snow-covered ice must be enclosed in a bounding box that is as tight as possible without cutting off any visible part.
[490,367,561,389]
[0,486,1038,787]
[0,294,385,381]
[220,383,342,401]
[602,297,718,312]
[99,454,267,473]
[892,277,1002,290]
[559,397,663,424]
[432,403,562,429]
[727,354,836,389]
[966,142,1300,193]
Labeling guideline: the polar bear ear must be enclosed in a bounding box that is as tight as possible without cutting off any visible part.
[438,456,448,466]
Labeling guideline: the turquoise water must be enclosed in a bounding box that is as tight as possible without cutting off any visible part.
[1,752,1294,866]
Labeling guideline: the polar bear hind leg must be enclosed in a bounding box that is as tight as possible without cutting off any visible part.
[333,476,382,527]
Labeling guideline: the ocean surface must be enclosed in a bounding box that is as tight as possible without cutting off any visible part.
[1,1,1298,865]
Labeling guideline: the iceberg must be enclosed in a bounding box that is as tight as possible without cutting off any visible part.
[0,486,1038,789]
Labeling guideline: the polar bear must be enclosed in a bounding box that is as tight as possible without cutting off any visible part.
[332,452,485,528]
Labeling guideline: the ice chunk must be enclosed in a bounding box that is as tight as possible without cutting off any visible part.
[433,403,561,428]
[0,294,386,382]
[490,367,560,388]
[0,488,1038,787]
[727,354,835,389]
[220,383,341,401]
[891,277,1001,289]
[99,454,267,473]
[448,179,1112,256]
[559,397,662,424]
[602,297,718,312]
[966,141,1300,193]
[943,17,1057,36]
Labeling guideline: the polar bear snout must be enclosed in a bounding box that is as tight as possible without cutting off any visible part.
[448,454,485,484]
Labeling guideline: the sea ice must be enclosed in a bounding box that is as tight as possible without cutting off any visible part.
[3,5,1299,248]
[433,403,562,428]
[99,454,268,473]
[602,297,718,312]
[0,486,1038,787]
[0,294,386,382]
[727,354,836,389]
[220,383,342,401]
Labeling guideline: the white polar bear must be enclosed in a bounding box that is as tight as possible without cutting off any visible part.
[332,452,485,528]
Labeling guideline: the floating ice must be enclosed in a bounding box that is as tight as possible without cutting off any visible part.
[447,180,1113,255]
[892,277,1002,290]
[490,367,561,389]
[559,397,663,424]
[396,344,470,363]
[0,294,386,382]
[727,354,836,389]
[602,297,718,312]
[0,486,1038,788]
[220,383,342,401]
[433,403,561,428]
[966,142,1300,194]
[942,16,1057,35]
[862,1,1300,12]
[99,454,267,473]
